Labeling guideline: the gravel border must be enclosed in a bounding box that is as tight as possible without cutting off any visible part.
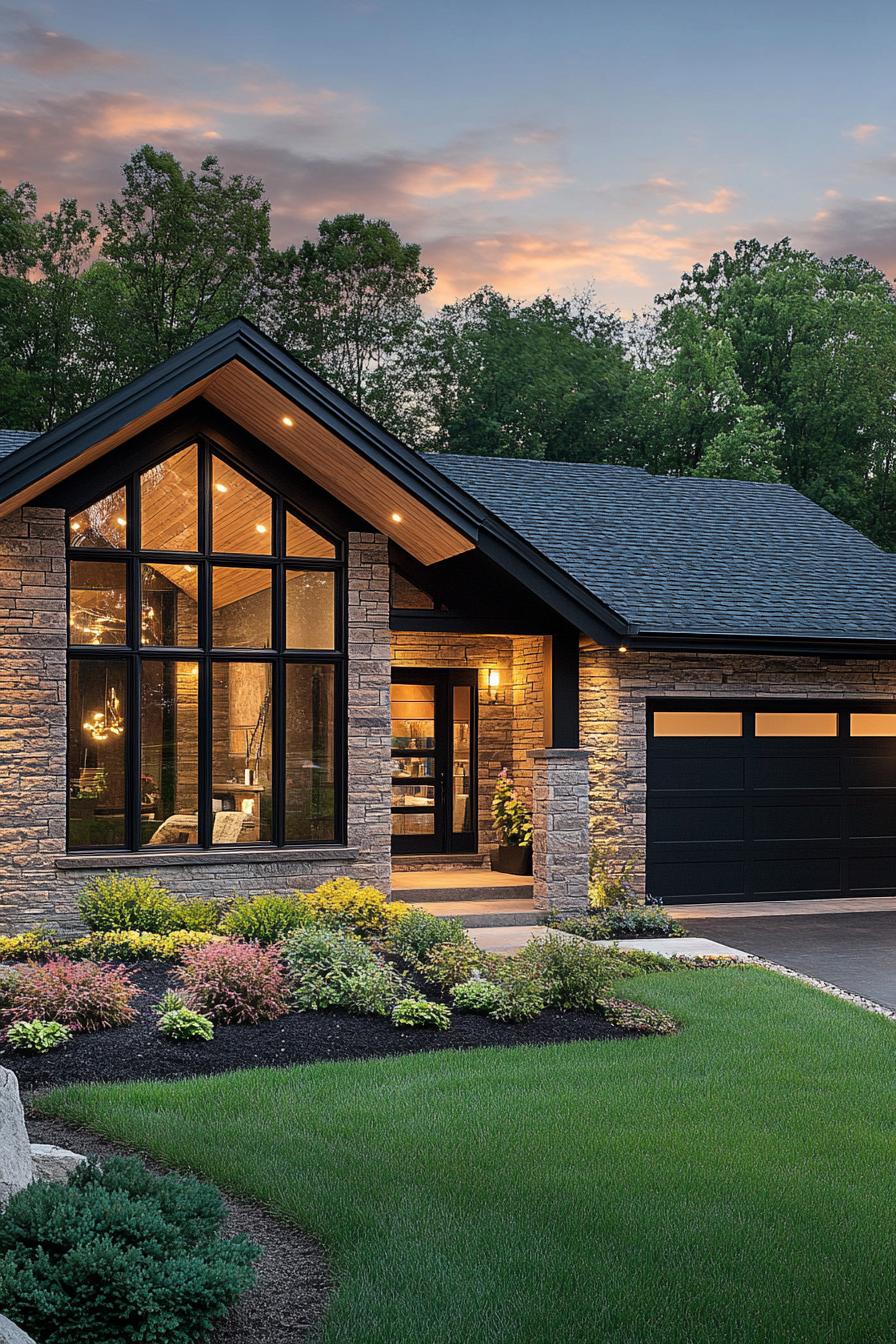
[745,955,896,1022]
[24,1113,332,1344]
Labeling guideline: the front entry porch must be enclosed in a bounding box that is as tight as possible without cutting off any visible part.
[391,862,537,926]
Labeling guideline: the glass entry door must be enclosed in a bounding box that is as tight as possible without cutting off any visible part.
[391,668,477,854]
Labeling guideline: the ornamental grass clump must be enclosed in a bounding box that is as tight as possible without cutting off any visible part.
[10,958,138,1032]
[297,878,410,937]
[219,893,308,946]
[176,940,289,1025]
[0,1155,258,1344]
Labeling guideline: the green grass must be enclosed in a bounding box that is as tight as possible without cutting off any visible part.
[39,969,896,1344]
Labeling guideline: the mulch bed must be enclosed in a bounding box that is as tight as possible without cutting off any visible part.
[24,1113,332,1344]
[3,962,631,1091]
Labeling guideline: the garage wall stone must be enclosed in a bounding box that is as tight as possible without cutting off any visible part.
[580,641,896,899]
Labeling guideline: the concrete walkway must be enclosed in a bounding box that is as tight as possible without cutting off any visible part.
[467,925,747,958]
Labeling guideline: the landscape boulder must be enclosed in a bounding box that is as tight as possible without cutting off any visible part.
[29,1143,87,1184]
[0,1067,32,1207]
[0,1315,37,1344]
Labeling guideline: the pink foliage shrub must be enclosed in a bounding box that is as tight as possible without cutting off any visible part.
[176,939,289,1024]
[11,957,138,1032]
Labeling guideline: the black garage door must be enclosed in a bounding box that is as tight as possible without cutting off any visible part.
[646,701,896,903]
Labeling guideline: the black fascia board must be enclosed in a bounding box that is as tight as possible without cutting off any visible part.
[626,630,896,659]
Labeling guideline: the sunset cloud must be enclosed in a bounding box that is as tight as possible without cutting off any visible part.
[661,187,737,216]
[0,6,134,75]
[845,123,880,143]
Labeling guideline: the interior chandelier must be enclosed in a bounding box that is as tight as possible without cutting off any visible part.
[84,681,124,743]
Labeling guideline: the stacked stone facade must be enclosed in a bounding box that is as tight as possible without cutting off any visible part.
[0,526,392,932]
[530,748,590,912]
[580,640,896,899]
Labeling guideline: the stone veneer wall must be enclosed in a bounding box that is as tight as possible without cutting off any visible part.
[390,632,545,851]
[579,639,896,899]
[0,526,392,933]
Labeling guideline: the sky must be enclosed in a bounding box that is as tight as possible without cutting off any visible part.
[2,0,896,313]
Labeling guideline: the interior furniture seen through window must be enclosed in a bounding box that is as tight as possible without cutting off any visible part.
[67,438,343,851]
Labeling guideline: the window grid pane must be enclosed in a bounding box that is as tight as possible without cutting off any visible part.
[67,439,342,852]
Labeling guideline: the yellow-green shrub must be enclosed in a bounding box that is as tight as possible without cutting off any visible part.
[65,929,221,962]
[298,879,410,937]
[0,930,53,962]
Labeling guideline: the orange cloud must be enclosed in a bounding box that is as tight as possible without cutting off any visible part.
[661,187,736,216]
[399,158,564,201]
[845,123,880,143]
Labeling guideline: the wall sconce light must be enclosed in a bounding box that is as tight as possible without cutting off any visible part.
[487,668,500,702]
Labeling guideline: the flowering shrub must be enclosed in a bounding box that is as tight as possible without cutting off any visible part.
[10,958,138,1032]
[0,929,53,962]
[176,940,289,1025]
[220,893,308,946]
[280,927,381,1011]
[157,1007,215,1041]
[78,873,219,934]
[384,908,469,965]
[297,879,410,937]
[6,1019,72,1053]
[66,929,221,962]
[391,997,451,1030]
[599,997,679,1035]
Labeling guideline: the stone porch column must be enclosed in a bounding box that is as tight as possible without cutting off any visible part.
[529,748,590,913]
[346,531,392,894]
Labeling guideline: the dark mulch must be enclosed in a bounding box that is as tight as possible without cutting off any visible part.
[25,1113,332,1344]
[3,963,631,1091]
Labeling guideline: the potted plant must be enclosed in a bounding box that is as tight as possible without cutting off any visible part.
[491,768,533,875]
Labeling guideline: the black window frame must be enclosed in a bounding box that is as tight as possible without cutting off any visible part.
[66,432,347,853]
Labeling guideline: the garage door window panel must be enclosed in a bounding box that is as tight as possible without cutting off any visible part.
[652,710,742,737]
[755,711,838,737]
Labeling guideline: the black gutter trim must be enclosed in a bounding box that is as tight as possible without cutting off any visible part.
[626,632,896,659]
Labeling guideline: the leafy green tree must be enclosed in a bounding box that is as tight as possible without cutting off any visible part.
[99,145,271,367]
[267,213,434,423]
[414,287,634,460]
[650,240,896,543]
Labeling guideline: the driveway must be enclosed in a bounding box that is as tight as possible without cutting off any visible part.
[682,911,896,1010]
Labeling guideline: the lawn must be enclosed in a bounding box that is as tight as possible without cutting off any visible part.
[39,968,896,1344]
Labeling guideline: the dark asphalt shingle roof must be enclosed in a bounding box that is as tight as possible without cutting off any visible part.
[428,453,896,642]
[0,430,39,458]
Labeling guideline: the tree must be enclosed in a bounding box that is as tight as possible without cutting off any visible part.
[649,240,896,544]
[267,213,434,423]
[414,287,635,460]
[99,145,271,367]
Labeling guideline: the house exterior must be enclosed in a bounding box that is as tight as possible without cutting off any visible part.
[2,319,896,933]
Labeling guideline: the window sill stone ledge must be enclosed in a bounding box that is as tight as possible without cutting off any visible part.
[55,847,359,872]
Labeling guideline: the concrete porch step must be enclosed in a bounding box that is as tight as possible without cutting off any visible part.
[392,869,533,903]
[408,898,538,928]
[391,852,492,872]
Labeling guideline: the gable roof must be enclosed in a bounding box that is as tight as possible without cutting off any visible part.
[429,454,896,648]
[1,319,894,654]
[0,430,38,458]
